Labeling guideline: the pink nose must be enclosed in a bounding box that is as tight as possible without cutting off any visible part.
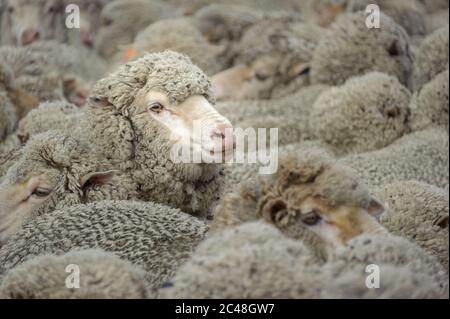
[80,29,93,46]
[211,123,235,152]
[21,28,40,45]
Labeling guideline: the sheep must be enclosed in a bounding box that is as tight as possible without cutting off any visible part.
[310,11,413,87]
[310,72,412,156]
[160,222,445,298]
[0,101,82,177]
[0,0,66,45]
[213,148,387,259]
[410,70,449,132]
[94,0,179,61]
[0,130,138,244]
[211,18,323,100]
[0,249,150,299]
[159,221,323,299]
[85,51,234,218]
[63,0,109,48]
[216,84,330,147]
[412,25,449,90]
[321,233,448,298]
[121,18,226,76]
[375,181,449,270]
[346,0,427,37]
[341,128,449,189]
[0,200,208,289]
[192,4,264,45]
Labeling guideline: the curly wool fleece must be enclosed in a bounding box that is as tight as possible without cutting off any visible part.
[91,50,214,108]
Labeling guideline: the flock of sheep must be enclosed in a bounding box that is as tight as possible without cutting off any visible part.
[0,0,448,299]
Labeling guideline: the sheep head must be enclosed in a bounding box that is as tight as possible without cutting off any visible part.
[0,131,116,245]
[211,20,317,100]
[259,151,387,246]
[89,51,234,169]
[1,0,65,46]
[214,149,386,249]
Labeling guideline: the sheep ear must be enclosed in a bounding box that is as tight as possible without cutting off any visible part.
[261,197,288,225]
[80,170,117,188]
[288,63,310,79]
[367,197,385,217]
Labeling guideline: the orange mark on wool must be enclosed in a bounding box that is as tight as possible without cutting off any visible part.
[122,47,136,61]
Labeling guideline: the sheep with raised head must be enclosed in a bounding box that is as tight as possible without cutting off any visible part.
[310,11,413,87]
[375,181,449,270]
[211,18,323,100]
[0,200,208,289]
[94,0,179,61]
[341,128,449,189]
[63,0,109,48]
[85,51,234,218]
[0,249,150,299]
[0,130,137,244]
[410,70,449,132]
[0,0,66,45]
[310,72,412,156]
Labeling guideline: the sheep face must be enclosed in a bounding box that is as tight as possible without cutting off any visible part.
[260,192,386,247]
[65,0,104,47]
[1,0,65,45]
[0,132,115,245]
[133,90,234,163]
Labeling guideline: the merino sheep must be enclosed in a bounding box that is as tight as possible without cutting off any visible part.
[94,0,178,60]
[0,130,137,244]
[341,128,449,189]
[63,0,108,48]
[193,4,264,45]
[0,0,66,45]
[211,18,323,100]
[216,84,330,146]
[0,200,208,289]
[321,234,448,298]
[160,222,445,298]
[213,148,387,258]
[159,221,323,299]
[0,249,150,299]
[310,11,413,87]
[310,72,412,156]
[122,18,226,75]
[412,25,449,90]
[86,51,234,218]
[375,181,449,270]
[347,0,427,37]
[410,70,449,132]
[0,93,17,142]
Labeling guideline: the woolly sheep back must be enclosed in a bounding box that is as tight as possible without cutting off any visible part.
[0,249,150,299]
[310,72,411,156]
[310,11,413,87]
[0,200,208,288]
[375,181,449,269]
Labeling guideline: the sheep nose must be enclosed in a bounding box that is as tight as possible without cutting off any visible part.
[80,29,93,46]
[212,123,235,152]
[21,28,40,45]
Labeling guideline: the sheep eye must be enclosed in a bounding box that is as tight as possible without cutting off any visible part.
[148,102,164,114]
[7,6,15,14]
[31,187,51,198]
[103,18,112,26]
[255,71,270,81]
[300,211,321,226]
